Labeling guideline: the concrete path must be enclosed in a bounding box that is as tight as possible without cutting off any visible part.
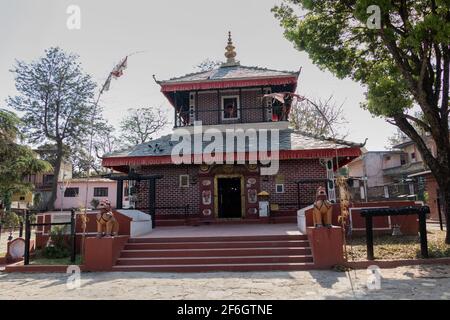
[1,264,449,300]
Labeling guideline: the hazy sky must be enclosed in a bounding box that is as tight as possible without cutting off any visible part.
[0,0,397,150]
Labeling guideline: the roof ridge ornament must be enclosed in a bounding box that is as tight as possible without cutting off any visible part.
[222,31,240,67]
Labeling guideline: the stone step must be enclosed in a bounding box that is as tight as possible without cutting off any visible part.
[112,262,316,272]
[116,255,313,265]
[123,240,309,250]
[156,217,297,227]
[120,247,311,258]
[128,234,307,243]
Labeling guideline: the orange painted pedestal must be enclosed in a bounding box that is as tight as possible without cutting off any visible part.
[84,236,129,271]
[307,226,344,269]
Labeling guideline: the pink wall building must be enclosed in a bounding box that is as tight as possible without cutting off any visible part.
[54,178,120,210]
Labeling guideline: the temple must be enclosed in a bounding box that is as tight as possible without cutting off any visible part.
[102,33,364,226]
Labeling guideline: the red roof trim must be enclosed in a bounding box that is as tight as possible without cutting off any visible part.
[160,76,298,92]
[102,148,361,167]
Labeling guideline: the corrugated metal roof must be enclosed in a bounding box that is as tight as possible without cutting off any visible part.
[159,65,299,84]
[104,129,363,159]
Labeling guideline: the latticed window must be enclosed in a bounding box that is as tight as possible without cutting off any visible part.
[94,187,108,197]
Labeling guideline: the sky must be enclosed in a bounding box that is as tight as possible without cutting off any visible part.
[0,0,397,151]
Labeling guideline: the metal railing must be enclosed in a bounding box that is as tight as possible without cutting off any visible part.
[23,209,76,265]
[174,105,289,127]
[360,206,430,260]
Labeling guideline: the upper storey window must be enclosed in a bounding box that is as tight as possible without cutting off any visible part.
[222,95,240,120]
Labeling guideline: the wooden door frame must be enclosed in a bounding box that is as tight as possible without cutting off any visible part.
[214,174,245,218]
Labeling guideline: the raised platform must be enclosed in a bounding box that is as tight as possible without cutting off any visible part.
[136,223,303,239]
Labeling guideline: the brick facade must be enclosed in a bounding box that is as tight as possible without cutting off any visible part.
[135,165,201,216]
[260,159,327,208]
[134,158,327,220]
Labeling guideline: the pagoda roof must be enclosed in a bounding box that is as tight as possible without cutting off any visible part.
[161,65,299,84]
[158,65,299,92]
[102,129,364,168]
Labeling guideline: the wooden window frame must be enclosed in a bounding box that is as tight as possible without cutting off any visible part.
[221,95,240,121]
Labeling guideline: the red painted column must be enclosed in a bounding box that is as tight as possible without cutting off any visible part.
[307,226,345,269]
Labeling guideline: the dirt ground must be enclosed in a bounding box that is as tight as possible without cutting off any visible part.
[1,265,450,300]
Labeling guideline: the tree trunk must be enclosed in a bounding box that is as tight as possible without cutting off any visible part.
[438,180,450,244]
[47,142,63,211]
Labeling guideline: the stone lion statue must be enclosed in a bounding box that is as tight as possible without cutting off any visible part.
[312,186,333,228]
[96,199,119,238]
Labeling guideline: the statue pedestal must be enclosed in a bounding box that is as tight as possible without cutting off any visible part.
[84,236,128,271]
[307,226,345,269]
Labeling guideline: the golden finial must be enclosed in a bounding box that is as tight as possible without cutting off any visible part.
[223,31,239,66]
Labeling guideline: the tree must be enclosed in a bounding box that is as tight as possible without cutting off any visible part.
[67,121,120,177]
[120,107,168,145]
[0,109,51,210]
[8,47,97,210]
[290,95,348,138]
[93,121,121,159]
[273,1,450,242]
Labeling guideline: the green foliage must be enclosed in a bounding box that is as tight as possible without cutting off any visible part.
[0,108,22,143]
[273,0,450,243]
[0,109,52,209]
[32,254,82,266]
[42,226,70,259]
[32,193,42,209]
[428,240,450,258]
[272,0,449,119]
[7,47,99,209]
[363,62,413,117]
[0,211,21,229]
[8,47,97,146]
[423,191,429,204]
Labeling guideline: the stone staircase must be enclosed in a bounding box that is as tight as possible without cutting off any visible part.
[112,234,314,272]
[156,215,297,227]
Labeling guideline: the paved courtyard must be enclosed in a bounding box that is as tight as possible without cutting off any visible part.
[1,264,450,300]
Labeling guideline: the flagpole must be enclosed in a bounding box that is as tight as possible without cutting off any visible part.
[83,52,142,208]
[80,53,133,256]
[83,71,113,208]
[80,71,112,257]
[83,54,133,209]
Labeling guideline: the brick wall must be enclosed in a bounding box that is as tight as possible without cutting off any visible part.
[196,89,265,125]
[134,159,327,218]
[261,159,327,208]
[135,165,201,216]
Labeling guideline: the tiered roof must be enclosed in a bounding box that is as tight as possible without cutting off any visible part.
[102,129,364,168]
